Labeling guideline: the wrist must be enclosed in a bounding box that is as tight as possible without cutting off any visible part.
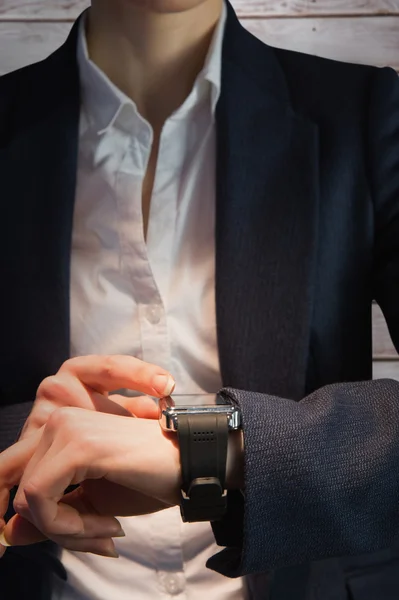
[158,394,243,521]
[159,427,182,503]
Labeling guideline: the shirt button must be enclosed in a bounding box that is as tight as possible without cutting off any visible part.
[145,305,162,325]
[158,572,185,596]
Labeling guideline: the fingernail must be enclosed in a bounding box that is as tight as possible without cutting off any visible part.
[100,548,119,558]
[152,375,175,396]
[0,530,11,547]
[113,528,126,538]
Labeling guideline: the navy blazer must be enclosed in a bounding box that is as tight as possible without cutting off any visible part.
[1,2,399,599]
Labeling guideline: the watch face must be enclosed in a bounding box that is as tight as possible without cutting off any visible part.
[170,393,220,406]
[158,394,241,431]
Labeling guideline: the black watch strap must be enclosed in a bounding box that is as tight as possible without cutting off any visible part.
[177,412,228,522]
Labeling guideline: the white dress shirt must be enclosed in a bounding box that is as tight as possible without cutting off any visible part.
[58,4,245,600]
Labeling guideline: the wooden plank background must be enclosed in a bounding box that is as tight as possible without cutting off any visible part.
[1,1,399,18]
[1,0,398,379]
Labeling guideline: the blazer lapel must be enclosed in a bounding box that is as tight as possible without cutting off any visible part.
[1,2,318,411]
[0,19,81,415]
[216,3,320,400]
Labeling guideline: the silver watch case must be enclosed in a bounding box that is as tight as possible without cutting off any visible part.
[159,393,241,432]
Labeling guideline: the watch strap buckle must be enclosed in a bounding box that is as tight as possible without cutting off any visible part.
[180,477,227,522]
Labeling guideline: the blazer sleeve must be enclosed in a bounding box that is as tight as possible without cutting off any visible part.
[0,402,33,453]
[207,67,399,578]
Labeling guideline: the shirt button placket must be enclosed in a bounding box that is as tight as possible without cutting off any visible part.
[158,571,185,597]
[145,304,162,325]
[138,299,169,375]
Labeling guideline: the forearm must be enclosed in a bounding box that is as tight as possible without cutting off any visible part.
[209,379,399,577]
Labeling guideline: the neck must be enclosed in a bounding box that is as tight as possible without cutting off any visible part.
[86,0,223,131]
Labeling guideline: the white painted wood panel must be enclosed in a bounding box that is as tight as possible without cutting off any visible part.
[0,1,89,20]
[373,304,398,359]
[372,305,399,380]
[373,360,399,380]
[1,0,399,19]
[247,17,399,68]
[1,16,399,76]
[233,0,399,17]
[0,21,69,74]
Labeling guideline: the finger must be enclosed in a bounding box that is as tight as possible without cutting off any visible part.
[14,446,120,539]
[108,394,158,419]
[0,431,43,528]
[21,355,173,442]
[3,515,119,557]
[5,510,124,546]
[21,373,103,439]
[3,513,47,546]
[0,488,9,530]
[78,480,168,516]
[60,486,126,538]
[0,434,43,556]
[0,430,43,492]
[25,375,132,440]
[53,536,119,558]
[60,355,175,398]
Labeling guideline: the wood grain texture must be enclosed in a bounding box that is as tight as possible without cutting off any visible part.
[247,16,399,68]
[0,22,69,74]
[1,0,399,19]
[0,1,90,20]
[233,0,399,17]
[1,16,399,76]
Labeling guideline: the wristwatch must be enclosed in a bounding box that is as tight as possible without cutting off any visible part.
[158,392,241,523]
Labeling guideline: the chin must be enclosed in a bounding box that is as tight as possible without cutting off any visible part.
[121,0,215,14]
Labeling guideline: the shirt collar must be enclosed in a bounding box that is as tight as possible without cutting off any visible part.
[196,0,227,115]
[77,3,227,134]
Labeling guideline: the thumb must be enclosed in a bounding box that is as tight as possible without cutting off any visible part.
[108,394,159,419]
[1,513,46,549]
[0,431,44,555]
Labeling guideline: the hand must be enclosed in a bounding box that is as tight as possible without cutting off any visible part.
[18,354,175,439]
[9,409,181,556]
[0,355,175,556]
[4,481,171,557]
